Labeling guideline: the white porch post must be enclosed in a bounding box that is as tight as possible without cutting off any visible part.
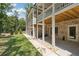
[26,10,28,34]
[37,24,38,39]
[42,4,45,41]
[37,5,38,39]
[52,3,55,47]
[42,21,45,41]
[32,8,35,38]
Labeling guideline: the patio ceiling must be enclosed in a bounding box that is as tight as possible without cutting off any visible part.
[44,17,52,24]
[34,5,79,26]
[56,6,79,23]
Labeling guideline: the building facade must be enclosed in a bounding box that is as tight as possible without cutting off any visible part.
[26,3,79,46]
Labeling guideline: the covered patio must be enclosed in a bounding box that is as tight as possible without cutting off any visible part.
[43,5,79,56]
[55,5,79,56]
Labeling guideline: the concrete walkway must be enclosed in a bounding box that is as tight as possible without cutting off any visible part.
[23,33,72,56]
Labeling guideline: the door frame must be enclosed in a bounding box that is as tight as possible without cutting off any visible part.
[68,24,78,42]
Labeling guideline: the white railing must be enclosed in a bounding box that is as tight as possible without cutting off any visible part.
[37,5,52,22]
[37,13,43,22]
[37,3,74,22]
[55,3,73,12]
[44,6,52,18]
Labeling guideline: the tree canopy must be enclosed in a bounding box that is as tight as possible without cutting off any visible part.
[0,3,26,35]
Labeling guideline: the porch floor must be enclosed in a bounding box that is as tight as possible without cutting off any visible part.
[56,39,79,56]
[23,33,73,56]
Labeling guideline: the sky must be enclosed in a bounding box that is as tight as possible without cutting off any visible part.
[7,3,27,19]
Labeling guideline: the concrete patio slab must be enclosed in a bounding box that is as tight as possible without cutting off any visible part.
[56,39,79,56]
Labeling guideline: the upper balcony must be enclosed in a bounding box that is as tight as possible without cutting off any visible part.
[55,3,73,12]
[37,4,52,22]
[37,3,75,22]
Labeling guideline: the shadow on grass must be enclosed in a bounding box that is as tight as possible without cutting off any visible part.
[1,36,21,56]
[0,35,14,46]
[0,35,13,38]
[0,34,42,56]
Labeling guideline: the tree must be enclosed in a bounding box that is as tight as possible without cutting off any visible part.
[19,18,26,31]
[17,18,26,34]
[14,10,19,34]
[0,3,26,35]
[3,16,16,35]
[0,3,12,34]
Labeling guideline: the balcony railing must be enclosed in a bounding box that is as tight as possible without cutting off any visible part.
[37,6,52,22]
[37,13,43,22]
[32,17,36,24]
[55,3,73,12]
[44,6,52,18]
[37,3,74,22]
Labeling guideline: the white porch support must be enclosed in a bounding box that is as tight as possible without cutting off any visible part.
[26,9,28,34]
[52,4,55,47]
[32,8,35,38]
[42,21,45,41]
[42,4,45,41]
[37,24,38,39]
[36,5,38,39]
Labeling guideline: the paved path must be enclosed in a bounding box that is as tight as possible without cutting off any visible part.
[23,33,72,56]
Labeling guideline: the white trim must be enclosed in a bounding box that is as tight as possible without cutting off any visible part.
[68,24,78,42]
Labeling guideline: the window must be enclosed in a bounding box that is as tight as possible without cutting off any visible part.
[69,26,76,39]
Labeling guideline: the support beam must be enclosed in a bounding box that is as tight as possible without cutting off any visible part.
[42,4,45,41]
[37,5,38,39]
[32,8,35,38]
[52,3,55,47]
[37,24,38,39]
[42,21,45,41]
[38,23,43,25]
[26,9,28,34]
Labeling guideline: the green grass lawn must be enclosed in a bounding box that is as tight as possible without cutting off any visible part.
[0,34,42,56]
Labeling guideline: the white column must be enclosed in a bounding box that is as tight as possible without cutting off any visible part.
[52,3,55,47]
[37,5,38,39]
[32,8,35,38]
[26,10,28,34]
[37,24,38,39]
[26,9,28,34]
[42,21,45,41]
[42,4,45,41]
